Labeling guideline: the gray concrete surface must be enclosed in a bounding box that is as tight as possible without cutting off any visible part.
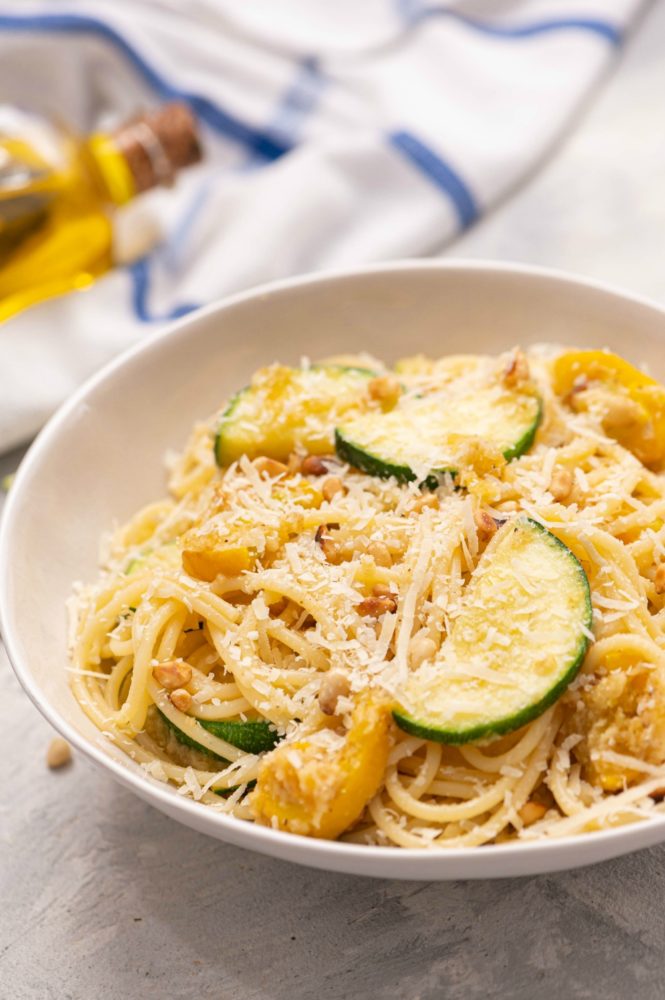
[4,5,665,998]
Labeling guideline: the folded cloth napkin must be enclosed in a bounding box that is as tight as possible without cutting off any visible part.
[0,0,646,452]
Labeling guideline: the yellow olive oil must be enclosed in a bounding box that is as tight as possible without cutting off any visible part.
[0,104,201,323]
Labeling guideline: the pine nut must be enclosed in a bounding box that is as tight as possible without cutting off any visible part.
[518,801,547,826]
[474,510,497,539]
[301,455,328,476]
[549,466,573,502]
[170,688,192,712]
[358,595,397,616]
[601,394,644,434]
[318,672,351,716]
[254,457,288,478]
[322,476,344,502]
[410,493,439,514]
[408,633,437,669]
[315,526,342,565]
[153,660,193,691]
[46,738,72,769]
[367,541,392,567]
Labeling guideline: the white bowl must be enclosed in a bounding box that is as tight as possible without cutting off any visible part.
[3,260,665,880]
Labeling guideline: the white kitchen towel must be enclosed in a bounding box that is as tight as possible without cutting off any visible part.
[0,0,646,451]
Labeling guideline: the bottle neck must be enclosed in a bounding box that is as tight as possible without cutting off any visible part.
[84,104,201,207]
[85,132,137,206]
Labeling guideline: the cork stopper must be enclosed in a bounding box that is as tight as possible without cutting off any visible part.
[112,102,202,194]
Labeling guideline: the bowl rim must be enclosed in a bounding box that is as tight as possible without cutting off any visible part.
[4,256,665,873]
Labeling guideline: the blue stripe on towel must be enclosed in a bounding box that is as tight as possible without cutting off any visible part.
[0,12,292,160]
[129,258,201,323]
[129,56,327,321]
[267,57,327,147]
[395,2,622,45]
[388,131,478,229]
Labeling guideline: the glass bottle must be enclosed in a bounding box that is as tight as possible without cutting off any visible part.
[0,102,202,322]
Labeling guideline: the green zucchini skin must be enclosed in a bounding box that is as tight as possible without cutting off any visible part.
[214,781,256,798]
[335,396,542,487]
[502,396,543,461]
[392,644,587,746]
[334,428,445,490]
[157,709,280,760]
[200,718,280,754]
[214,388,246,468]
[393,518,592,744]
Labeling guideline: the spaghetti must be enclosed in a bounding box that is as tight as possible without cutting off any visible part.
[69,346,665,846]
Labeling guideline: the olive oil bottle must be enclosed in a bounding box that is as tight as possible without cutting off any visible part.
[0,103,201,323]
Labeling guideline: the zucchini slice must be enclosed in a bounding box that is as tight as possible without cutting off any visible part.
[394,518,592,744]
[215,364,378,467]
[335,384,541,486]
[158,709,280,760]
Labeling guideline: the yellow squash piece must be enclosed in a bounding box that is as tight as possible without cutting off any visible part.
[552,350,665,469]
[251,691,393,839]
[181,474,322,581]
[182,544,252,582]
[567,651,665,792]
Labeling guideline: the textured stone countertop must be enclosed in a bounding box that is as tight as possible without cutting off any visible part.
[4,6,665,999]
